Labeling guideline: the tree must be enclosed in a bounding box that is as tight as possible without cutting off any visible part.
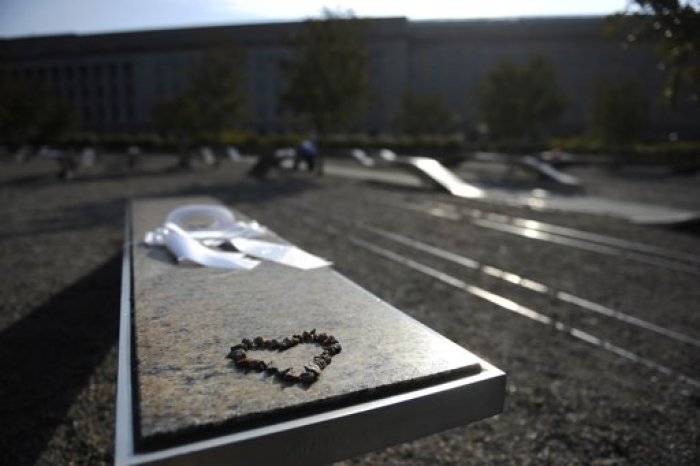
[153,45,247,145]
[476,57,566,143]
[280,9,370,134]
[0,69,78,146]
[588,79,649,146]
[610,0,700,107]
[393,92,459,135]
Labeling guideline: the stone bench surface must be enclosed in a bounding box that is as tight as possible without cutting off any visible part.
[131,196,484,448]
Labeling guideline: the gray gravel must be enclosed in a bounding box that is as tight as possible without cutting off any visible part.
[0,155,698,465]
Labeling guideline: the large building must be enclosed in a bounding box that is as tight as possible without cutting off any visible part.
[1,16,697,138]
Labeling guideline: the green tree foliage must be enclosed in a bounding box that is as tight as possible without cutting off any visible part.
[393,92,459,135]
[0,69,78,145]
[153,45,247,144]
[280,9,370,134]
[476,57,566,143]
[611,0,699,107]
[588,79,649,145]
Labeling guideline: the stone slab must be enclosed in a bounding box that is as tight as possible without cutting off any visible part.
[131,196,483,448]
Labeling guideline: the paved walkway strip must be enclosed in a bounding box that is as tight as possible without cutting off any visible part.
[286,207,700,390]
[379,198,700,276]
[288,201,700,349]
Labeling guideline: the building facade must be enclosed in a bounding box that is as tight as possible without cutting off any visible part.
[1,17,697,138]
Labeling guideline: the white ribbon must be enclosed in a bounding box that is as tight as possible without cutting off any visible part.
[166,204,266,241]
[231,238,331,270]
[144,204,331,271]
[162,223,260,270]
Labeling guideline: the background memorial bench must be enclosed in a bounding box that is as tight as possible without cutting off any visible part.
[116,196,505,465]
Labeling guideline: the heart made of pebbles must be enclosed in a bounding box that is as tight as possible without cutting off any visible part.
[226,329,341,385]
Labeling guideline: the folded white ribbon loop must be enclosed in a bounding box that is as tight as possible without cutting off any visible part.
[166,205,267,242]
[163,223,260,270]
[144,204,331,271]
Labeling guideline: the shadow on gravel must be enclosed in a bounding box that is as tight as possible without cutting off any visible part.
[55,165,197,185]
[166,177,320,206]
[0,198,126,240]
[669,219,700,237]
[0,173,56,187]
[0,165,187,188]
[0,255,121,466]
[362,180,431,193]
[1,176,317,242]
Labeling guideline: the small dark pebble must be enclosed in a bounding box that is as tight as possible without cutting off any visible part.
[313,356,327,369]
[237,358,251,369]
[241,338,253,350]
[327,343,342,355]
[305,364,321,375]
[283,368,303,382]
[229,349,246,361]
[299,371,318,384]
[253,336,264,347]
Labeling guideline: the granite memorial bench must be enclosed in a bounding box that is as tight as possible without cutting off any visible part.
[115,196,505,465]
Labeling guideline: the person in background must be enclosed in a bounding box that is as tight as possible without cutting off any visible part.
[127,145,141,169]
[294,136,322,175]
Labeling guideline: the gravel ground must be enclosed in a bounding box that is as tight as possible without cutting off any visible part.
[567,166,700,212]
[1,155,698,465]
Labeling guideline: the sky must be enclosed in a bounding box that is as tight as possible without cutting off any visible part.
[0,0,629,38]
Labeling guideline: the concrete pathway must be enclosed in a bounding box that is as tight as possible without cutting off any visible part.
[324,160,700,224]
